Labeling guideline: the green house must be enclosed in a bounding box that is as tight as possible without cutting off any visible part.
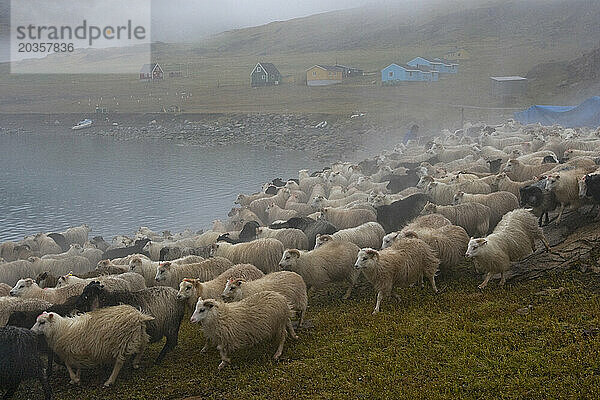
[251,62,282,87]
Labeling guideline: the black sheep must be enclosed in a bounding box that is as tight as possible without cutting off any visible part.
[89,236,110,252]
[75,282,185,364]
[487,158,503,174]
[584,174,600,201]
[47,232,68,252]
[519,179,558,226]
[383,169,419,194]
[101,238,150,260]
[269,216,337,249]
[264,185,279,195]
[216,221,260,244]
[0,326,51,400]
[376,193,431,233]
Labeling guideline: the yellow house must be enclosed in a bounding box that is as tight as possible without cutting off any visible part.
[446,48,470,60]
[306,65,343,86]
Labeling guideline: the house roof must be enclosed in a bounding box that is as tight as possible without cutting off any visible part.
[254,62,280,76]
[334,64,362,71]
[490,76,527,81]
[140,63,161,74]
[384,63,435,73]
[410,57,458,66]
[432,57,459,65]
[306,64,344,72]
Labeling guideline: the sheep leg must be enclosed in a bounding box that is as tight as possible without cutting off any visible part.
[343,270,360,300]
[155,330,179,364]
[556,204,565,224]
[38,367,51,400]
[133,340,147,369]
[499,272,506,287]
[297,309,305,328]
[540,235,551,252]
[217,345,230,370]
[392,292,402,301]
[428,274,438,293]
[104,357,125,387]
[372,291,383,314]
[286,318,298,340]
[273,328,287,360]
[66,363,80,385]
[419,274,424,289]
[478,272,493,290]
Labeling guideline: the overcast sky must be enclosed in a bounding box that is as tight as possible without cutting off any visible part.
[150,0,371,41]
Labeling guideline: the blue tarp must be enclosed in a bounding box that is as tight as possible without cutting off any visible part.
[514,96,600,128]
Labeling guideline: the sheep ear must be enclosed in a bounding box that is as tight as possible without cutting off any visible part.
[235,280,243,287]
[24,278,34,286]
[204,300,215,308]
[47,313,54,321]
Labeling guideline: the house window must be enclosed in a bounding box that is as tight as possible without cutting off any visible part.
[389,71,393,77]
[262,75,265,80]
[257,66,261,72]
[313,71,316,76]
[409,71,413,77]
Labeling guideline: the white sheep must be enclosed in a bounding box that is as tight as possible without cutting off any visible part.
[221,271,308,327]
[319,207,376,230]
[41,244,83,260]
[210,238,284,274]
[129,256,160,287]
[278,240,360,299]
[265,203,299,224]
[55,273,132,292]
[176,264,264,311]
[453,191,519,229]
[545,168,588,223]
[60,224,91,246]
[0,282,10,296]
[399,225,469,271]
[355,238,439,314]
[420,202,491,237]
[0,259,35,286]
[154,257,233,289]
[190,291,297,369]
[31,305,153,386]
[10,278,87,303]
[503,159,555,182]
[314,222,385,250]
[256,227,309,250]
[466,209,550,289]
[0,296,53,326]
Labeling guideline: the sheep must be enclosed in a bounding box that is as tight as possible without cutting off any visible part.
[0,242,18,262]
[425,181,489,206]
[310,193,369,210]
[319,207,377,230]
[278,240,360,299]
[158,246,204,261]
[0,282,10,297]
[399,225,469,271]
[314,222,385,250]
[9,278,87,304]
[249,188,291,223]
[420,202,491,237]
[466,209,550,289]
[154,257,233,288]
[190,291,296,369]
[519,178,558,226]
[55,273,132,292]
[376,193,431,233]
[88,236,110,252]
[35,271,58,288]
[0,326,51,400]
[0,260,34,286]
[221,271,308,327]
[269,217,338,249]
[101,238,150,261]
[545,168,589,223]
[0,297,53,326]
[503,159,555,182]
[31,305,153,387]
[453,191,519,229]
[354,239,439,314]
[490,173,536,200]
[75,282,183,364]
[265,203,298,224]
[563,148,600,161]
[41,244,83,259]
[60,224,91,246]
[177,264,264,311]
[27,255,93,277]
[381,213,451,249]
[283,199,314,216]
[217,221,259,245]
[210,238,284,274]
[256,227,309,250]
[26,233,62,256]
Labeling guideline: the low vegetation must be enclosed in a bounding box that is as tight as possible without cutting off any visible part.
[12,262,600,399]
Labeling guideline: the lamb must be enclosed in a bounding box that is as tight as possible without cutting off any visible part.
[75,282,183,364]
[31,305,153,387]
[0,326,51,400]
[256,227,309,250]
[154,257,233,289]
[466,209,550,289]
[453,191,519,229]
[269,217,338,249]
[519,178,558,226]
[278,240,360,299]
[190,291,297,369]
[314,222,385,250]
[545,168,589,223]
[319,207,377,230]
[398,225,469,271]
[177,264,264,311]
[221,271,308,327]
[60,224,91,246]
[210,238,284,274]
[0,296,53,326]
[354,238,439,314]
[420,202,491,237]
[55,273,133,292]
[265,203,298,224]
[503,159,555,182]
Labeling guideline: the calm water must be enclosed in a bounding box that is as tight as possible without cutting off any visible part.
[0,133,319,242]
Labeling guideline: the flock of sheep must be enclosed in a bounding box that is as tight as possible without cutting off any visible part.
[2,120,600,399]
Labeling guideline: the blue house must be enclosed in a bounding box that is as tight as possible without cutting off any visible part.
[381,63,439,85]
[407,57,458,74]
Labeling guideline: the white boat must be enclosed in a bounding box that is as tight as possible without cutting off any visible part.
[72,119,93,130]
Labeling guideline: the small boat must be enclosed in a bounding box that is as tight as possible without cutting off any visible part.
[72,119,93,130]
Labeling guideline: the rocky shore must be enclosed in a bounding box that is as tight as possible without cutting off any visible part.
[0,112,393,162]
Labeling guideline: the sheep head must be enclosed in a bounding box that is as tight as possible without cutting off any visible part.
[354,248,380,269]
[465,238,487,258]
[279,249,301,270]
[190,298,217,323]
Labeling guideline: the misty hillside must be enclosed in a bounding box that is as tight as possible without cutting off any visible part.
[195,0,600,55]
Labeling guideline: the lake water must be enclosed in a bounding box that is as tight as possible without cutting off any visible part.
[0,133,320,242]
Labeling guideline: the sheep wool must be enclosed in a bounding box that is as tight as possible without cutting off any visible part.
[211,238,284,274]
[420,202,491,237]
[154,257,233,289]
[314,222,385,250]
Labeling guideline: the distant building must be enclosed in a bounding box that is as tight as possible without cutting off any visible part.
[140,63,164,80]
[306,65,344,86]
[251,62,282,87]
[490,76,528,99]
[446,48,470,60]
[407,57,458,74]
[381,63,439,85]
[333,64,363,78]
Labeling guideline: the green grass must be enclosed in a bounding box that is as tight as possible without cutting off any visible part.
[12,264,600,400]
